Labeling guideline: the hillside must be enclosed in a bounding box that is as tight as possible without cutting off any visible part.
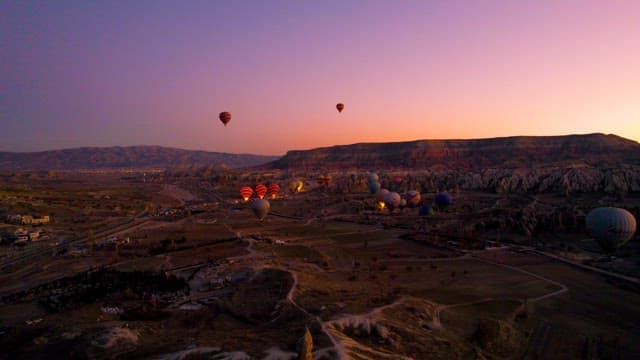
[270,133,640,170]
[0,146,279,171]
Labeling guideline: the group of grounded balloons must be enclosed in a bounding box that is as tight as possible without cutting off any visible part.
[366,172,451,215]
[240,180,305,221]
[218,103,345,127]
[367,172,637,253]
[236,175,636,254]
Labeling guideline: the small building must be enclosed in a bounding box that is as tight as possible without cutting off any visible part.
[6,214,22,224]
[15,228,29,243]
[29,230,43,241]
[32,216,50,225]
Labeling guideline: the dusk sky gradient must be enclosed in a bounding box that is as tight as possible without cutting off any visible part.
[1,1,639,155]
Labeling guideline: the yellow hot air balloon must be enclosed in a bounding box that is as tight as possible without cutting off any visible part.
[289,180,304,193]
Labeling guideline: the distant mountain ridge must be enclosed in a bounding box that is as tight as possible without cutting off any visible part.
[270,133,640,170]
[0,146,279,171]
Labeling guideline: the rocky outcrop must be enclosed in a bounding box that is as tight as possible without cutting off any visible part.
[0,146,279,171]
[323,165,640,195]
[270,133,640,171]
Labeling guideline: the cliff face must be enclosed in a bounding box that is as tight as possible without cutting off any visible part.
[0,146,279,171]
[270,133,640,170]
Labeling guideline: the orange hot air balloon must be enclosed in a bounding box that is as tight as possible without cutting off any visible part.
[255,184,267,199]
[240,186,253,202]
[336,103,344,113]
[267,183,281,199]
[219,112,232,126]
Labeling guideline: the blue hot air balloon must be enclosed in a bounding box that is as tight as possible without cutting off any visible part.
[435,192,452,210]
[367,181,381,194]
[419,204,434,216]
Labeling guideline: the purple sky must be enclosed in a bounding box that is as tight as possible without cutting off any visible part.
[1,1,639,155]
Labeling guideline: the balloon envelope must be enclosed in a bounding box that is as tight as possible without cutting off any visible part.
[251,199,271,221]
[366,172,379,184]
[435,192,453,209]
[255,184,267,199]
[336,103,344,113]
[419,204,434,216]
[405,190,421,208]
[367,181,381,194]
[267,183,281,199]
[240,186,253,201]
[376,189,390,203]
[289,180,303,193]
[385,192,402,210]
[219,112,231,126]
[586,207,636,253]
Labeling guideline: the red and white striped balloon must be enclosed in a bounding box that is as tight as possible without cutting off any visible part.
[268,183,281,199]
[240,186,253,201]
[255,184,267,199]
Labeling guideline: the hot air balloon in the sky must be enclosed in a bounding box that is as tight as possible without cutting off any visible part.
[219,112,232,126]
[336,103,344,113]
[385,192,402,211]
[267,183,281,199]
[586,207,637,253]
[240,186,253,202]
[255,184,267,199]
[251,199,271,221]
[435,192,453,210]
[405,190,421,208]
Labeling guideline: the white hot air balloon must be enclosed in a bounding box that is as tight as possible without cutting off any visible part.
[384,191,402,210]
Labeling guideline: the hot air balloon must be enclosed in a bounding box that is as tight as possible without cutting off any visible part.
[255,184,267,199]
[367,181,381,194]
[385,192,402,211]
[405,190,421,208]
[419,204,434,216]
[251,199,271,221]
[399,199,407,210]
[375,189,390,203]
[240,186,253,202]
[435,192,452,210]
[586,207,637,253]
[336,103,344,113]
[375,189,389,209]
[289,180,303,193]
[219,112,232,126]
[267,183,281,199]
